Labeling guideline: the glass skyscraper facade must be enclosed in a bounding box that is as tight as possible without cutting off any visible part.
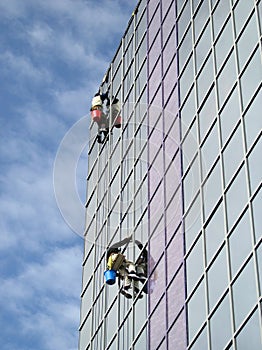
[79,0,262,349]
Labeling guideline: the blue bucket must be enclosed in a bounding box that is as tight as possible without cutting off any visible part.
[104,269,116,285]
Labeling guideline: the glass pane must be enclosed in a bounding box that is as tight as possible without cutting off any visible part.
[201,121,219,180]
[226,166,248,230]
[178,0,191,42]
[217,51,237,108]
[185,195,202,252]
[210,295,232,350]
[199,88,216,141]
[179,25,193,72]
[233,0,254,37]
[179,55,194,102]
[248,138,262,195]
[182,119,198,171]
[243,89,262,151]
[186,236,204,296]
[214,17,233,72]
[203,161,222,220]
[207,246,228,311]
[183,155,200,211]
[222,125,244,186]
[197,53,214,105]
[219,88,241,147]
[232,258,257,330]
[237,13,258,72]
[194,0,209,41]
[236,309,262,350]
[205,203,225,264]
[195,21,211,73]
[257,244,262,292]
[252,189,262,243]
[229,210,253,278]
[190,327,208,350]
[212,0,230,40]
[181,88,196,138]
[187,280,206,342]
[240,48,262,110]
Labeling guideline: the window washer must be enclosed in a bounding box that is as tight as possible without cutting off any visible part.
[105,239,144,299]
[90,91,121,144]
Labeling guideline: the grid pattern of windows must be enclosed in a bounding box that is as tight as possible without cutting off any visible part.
[79,0,262,349]
[181,0,262,349]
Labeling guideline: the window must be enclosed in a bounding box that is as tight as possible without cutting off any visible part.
[232,257,257,330]
[210,294,232,350]
[226,166,248,230]
[240,47,262,111]
[186,235,204,294]
[207,246,228,311]
[187,280,206,342]
[222,124,244,186]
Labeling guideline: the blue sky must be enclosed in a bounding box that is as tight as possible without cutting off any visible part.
[0,1,137,349]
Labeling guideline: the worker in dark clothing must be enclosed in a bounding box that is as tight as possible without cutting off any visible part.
[105,240,143,299]
[90,91,121,144]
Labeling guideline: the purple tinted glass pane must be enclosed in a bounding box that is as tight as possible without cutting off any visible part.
[149,296,166,348]
[168,310,187,349]
[167,266,185,325]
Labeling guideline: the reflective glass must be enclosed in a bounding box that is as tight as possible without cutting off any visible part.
[162,3,175,46]
[195,21,211,73]
[148,31,161,73]
[193,0,209,42]
[203,161,222,220]
[217,52,237,108]
[237,13,258,72]
[177,0,191,42]
[183,155,200,211]
[259,0,262,36]
[201,121,219,180]
[197,53,214,105]
[232,257,257,329]
[233,0,254,37]
[186,235,204,294]
[163,27,176,72]
[229,210,253,278]
[214,18,233,72]
[223,124,244,186]
[210,294,232,350]
[167,267,185,324]
[207,246,228,311]
[148,4,160,49]
[124,37,134,72]
[135,35,146,73]
[226,166,248,230]
[219,88,241,147]
[182,119,198,171]
[178,25,192,72]
[212,0,230,40]
[248,138,262,195]
[163,58,178,106]
[185,195,202,252]
[236,309,262,350]
[257,244,262,292]
[168,310,187,350]
[252,189,262,243]
[179,55,194,102]
[205,203,225,265]
[240,48,262,110]
[136,9,146,46]
[187,280,206,342]
[162,0,174,20]
[199,88,216,141]
[243,89,262,151]
[190,327,208,350]
[181,88,196,138]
